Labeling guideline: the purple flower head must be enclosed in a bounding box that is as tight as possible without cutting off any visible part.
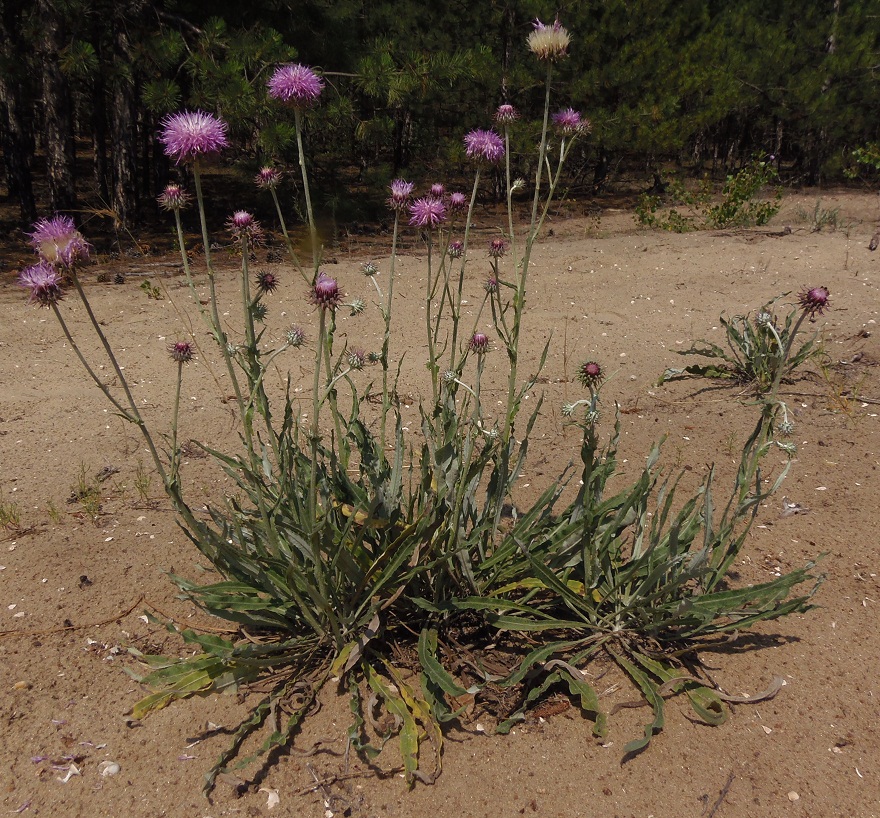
[227,211,265,246]
[528,17,571,62]
[494,104,519,125]
[409,196,447,228]
[310,272,342,311]
[484,276,499,294]
[464,129,505,164]
[469,332,490,355]
[159,110,229,164]
[488,238,507,258]
[267,63,324,107]
[448,191,467,212]
[169,341,194,363]
[28,215,91,269]
[552,108,590,136]
[577,360,604,389]
[448,240,464,259]
[430,183,445,199]
[157,184,191,212]
[255,166,282,190]
[388,178,414,212]
[256,270,279,293]
[798,286,831,318]
[18,261,64,307]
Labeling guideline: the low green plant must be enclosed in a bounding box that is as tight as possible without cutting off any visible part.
[46,500,63,524]
[636,158,781,232]
[70,463,103,521]
[0,499,22,531]
[809,199,839,233]
[133,460,153,504]
[657,294,824,394]
[140,280,162,299]
[15,19,824,796]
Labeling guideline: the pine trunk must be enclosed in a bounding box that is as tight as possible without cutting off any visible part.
[0,62,36,222]
[36,0,76,211]
[110,4,139,226]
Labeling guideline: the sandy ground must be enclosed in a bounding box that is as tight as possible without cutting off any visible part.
[1,189,880,817]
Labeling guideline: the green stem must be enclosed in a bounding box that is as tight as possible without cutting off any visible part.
[269,187,309,285]
[66,272,168,485]
[424,231,439,405]
[294,108,320,276]
[170,361,183,487]
[192,161,246,420]
[379,212,400,452]
[309,309,326,530]
[448,169,481,371]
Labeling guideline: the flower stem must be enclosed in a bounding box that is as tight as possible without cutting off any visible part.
[192,160,246,421]
[269,187,310,285]
[294,108,320,276]
[379,212,400,452]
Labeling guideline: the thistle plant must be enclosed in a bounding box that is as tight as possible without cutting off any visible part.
[16,21,823,794]
[658,291,826,393]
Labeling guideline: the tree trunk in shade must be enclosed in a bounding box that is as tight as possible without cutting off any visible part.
[109,2,141,226]
[35,0,76,211]
[0,7,36,221]
[0,72,37,223]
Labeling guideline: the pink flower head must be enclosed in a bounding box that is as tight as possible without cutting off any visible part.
[448,240,464,259]
[798,286,831,317]
[409,196,447,228]
[494,104,519,125]
[448,191,467,212]
[157,184,191,211]
[388,178,414,211]
[159,110,229,164]
[267,63,324,107]
[430,183,445,198]
[469,332,490,354]
[255,166,282,189]
[310,272,342,310]
[527,17,571,62]
[28,215,91,269]
[488,238,507,258]
[227,210,265,245]
[577,360,604,389]
[18,261,64,307]
[169,341,194,363]
[552,108,590,136]
[484,276,499,294]
[464,129,505,164]
[256,270,279,293]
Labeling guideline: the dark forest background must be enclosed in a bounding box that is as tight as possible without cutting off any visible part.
[1,0,878,230]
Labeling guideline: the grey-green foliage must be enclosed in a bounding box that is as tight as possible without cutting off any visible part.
[658,297,823,393]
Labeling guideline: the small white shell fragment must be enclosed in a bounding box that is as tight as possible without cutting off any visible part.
[787,791,799,802]
[762,725,772,734]
[474,722,486,733]
[259,787,280,810]
[57,763,81,783]
[98,760,121,777]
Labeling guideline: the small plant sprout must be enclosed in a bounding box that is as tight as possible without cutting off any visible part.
[0,498,22,531]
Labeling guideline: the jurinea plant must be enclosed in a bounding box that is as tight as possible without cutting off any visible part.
[17,20,821,794]
[658,293,825,393]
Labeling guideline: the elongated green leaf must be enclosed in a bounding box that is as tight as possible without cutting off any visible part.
[418,628,470,698]
[610,650,665,755]
[632,653,726,727]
